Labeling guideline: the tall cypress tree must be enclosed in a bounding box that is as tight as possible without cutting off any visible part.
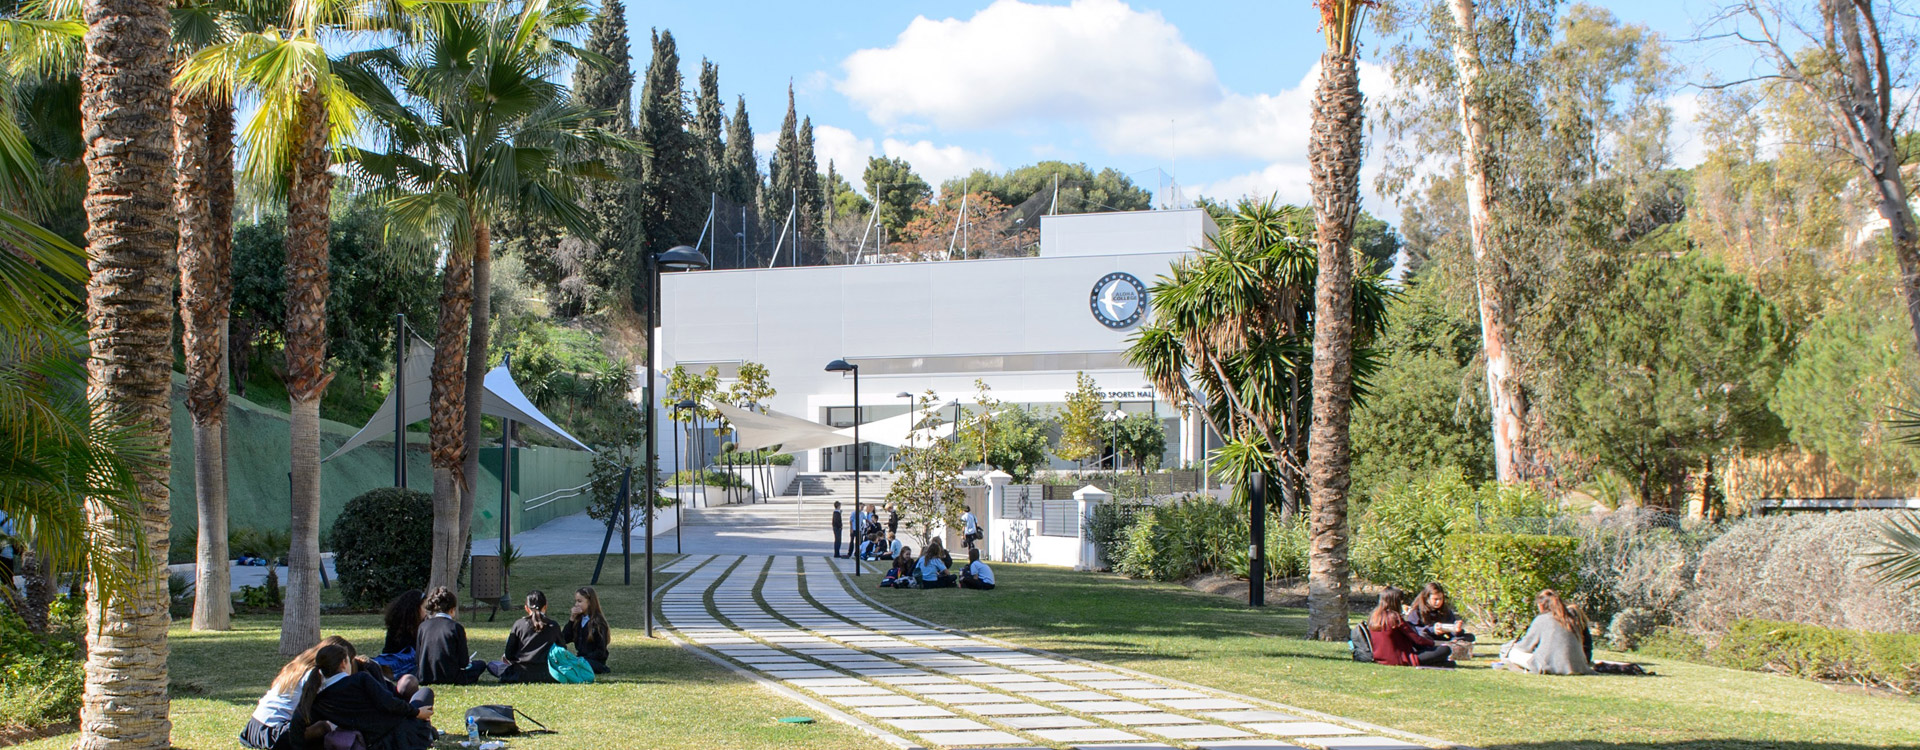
[636,29,706,311]
[724,95,758,208]
[694,59,726,193]
[798,115,823,254]
[763,84,800,261]
[564,0,639,315]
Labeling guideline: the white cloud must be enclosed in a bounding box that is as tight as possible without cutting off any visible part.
[813,125,876,181]
[1667,90,1708,169]
[881,138,998,190]
[838,0,1219,130]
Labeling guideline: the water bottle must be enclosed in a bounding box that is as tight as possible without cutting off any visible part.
[467,715,478,745]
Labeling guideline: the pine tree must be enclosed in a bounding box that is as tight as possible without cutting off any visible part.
[694,59,726,192]
[764,84,800,262]
[564,0,638,314]
[635,29,707,312]
[724,96,758,209]
[797,115,824,258]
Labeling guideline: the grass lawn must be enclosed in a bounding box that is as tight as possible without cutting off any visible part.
[19,555,891,750]
[870,562,1916,750]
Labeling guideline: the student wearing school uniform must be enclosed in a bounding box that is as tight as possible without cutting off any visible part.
[958,548,995,590]
[886,534,904,558]
[311,644,437,750]
[414,587,486,685]
[915,541,957,589]
[240,643,334,750]
[831,501,846,559]
[491,590,561,683]
[562,586,612,674]
[380,590,426,657]
[960,509,980,550]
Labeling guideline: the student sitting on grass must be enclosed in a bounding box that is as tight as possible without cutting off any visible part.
[1499,589,1595,675]
[858,534,885,561]
[880,548,914,588]
[415,587,487,685]
[240,642,334,750]
[562,586,612,674]
[490,590,561,683]
[1366,587,1453,668]
[380,589,426,657]
[1408,582,1474,643]
[915,541,957,589]
[323,636,424,703]
[311,644,438,750]
[958,548,995,590]
[886,533,904,558]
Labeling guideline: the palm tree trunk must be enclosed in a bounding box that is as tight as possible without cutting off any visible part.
[458,220,491,577]
[429,244,474,590]
[176,85,235,632]
[279,81,333,656]
[1306,52,1363,641]
[77,0,175,744]
[1448,0,1528,482]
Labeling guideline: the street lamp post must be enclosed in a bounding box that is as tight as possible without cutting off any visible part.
[642,245,709,637]
[825,359,860,576]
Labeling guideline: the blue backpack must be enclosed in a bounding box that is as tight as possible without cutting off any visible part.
[547,644,595,684]
[370,648,416,679]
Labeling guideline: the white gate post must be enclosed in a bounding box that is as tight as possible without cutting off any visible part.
[1072,485,1111,571]
[983,471,1011,561]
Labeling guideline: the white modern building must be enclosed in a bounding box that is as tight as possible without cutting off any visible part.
[656,208,1220,474]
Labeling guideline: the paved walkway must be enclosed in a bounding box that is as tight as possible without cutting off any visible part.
[659,554,1441,750]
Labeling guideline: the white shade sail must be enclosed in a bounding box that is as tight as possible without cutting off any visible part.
[324,335,594,462]
[711,399,961,453]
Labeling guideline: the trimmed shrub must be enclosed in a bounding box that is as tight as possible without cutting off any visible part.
[330,487,434,609]
[1711,619,1920,693]
[1573,508,1718,626]
[1687,511,1920,634]
[1352,467,1556,592]
[1441,532,1582,636]
[1112,496,1246,581]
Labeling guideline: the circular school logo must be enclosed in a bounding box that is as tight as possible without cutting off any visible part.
[1090,272,1149,330]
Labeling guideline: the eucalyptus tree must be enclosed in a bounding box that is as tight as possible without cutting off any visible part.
[1127,199,1390,629]
[178,0,378,655]
[348,0,631,588]
[1304,0,1377,640]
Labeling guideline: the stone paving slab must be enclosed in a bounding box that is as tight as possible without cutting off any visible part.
[658,554,1445,750]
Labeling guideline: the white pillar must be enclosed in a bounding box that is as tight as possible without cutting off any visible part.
[983,470,1011,562]
[1073,484,1111,571]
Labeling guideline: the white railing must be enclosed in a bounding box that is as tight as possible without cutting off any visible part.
[522,481,592,512]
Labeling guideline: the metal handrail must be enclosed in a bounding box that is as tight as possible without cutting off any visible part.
[523,481,592,512]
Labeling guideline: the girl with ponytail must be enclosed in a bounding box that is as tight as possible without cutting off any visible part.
[491,589,562,683]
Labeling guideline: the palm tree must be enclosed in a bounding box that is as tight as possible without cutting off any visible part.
[1126,198,1389,596]
[172,0,240,632]
[73,0,177,743]
[1304,0,1375,640]
[347,0,631,587]
[178,0,372,655]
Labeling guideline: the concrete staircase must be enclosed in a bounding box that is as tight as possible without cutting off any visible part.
[783,472,899,500]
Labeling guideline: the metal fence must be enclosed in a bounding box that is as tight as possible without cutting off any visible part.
[1039,500,1080,537]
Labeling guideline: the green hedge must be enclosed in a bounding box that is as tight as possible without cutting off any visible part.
[1352,468,1556,592]
[0,605,82,730]
[1441,532,1582,636]
[330,487,435,609]
[1714,619,1920,693]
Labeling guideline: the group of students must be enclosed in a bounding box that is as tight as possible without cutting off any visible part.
[241,585,615,750]
[879,539,995,590]
[1363,582,1598,675]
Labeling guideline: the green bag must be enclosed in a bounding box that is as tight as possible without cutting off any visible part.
[547,644,596,684]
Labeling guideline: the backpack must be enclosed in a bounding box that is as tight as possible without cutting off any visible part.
[1349,623,1374,663]
[369,648,416,679]
[466,705,549,736]
[547,644,596,684]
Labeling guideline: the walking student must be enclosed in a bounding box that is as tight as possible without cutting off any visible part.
[415,587,486,685]
[960,507,980,550]
[832,501,845,559]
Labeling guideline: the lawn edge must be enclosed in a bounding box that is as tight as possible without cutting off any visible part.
[653,555,924,750]
[823,557,1480,750]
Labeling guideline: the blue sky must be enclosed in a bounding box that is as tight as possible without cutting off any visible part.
[626,0,1755,220]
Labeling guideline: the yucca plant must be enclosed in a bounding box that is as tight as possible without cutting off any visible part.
[1867,513,1920,590]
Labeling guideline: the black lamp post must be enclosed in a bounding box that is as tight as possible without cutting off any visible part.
[643,244,709,637]
[825,358,860,576]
